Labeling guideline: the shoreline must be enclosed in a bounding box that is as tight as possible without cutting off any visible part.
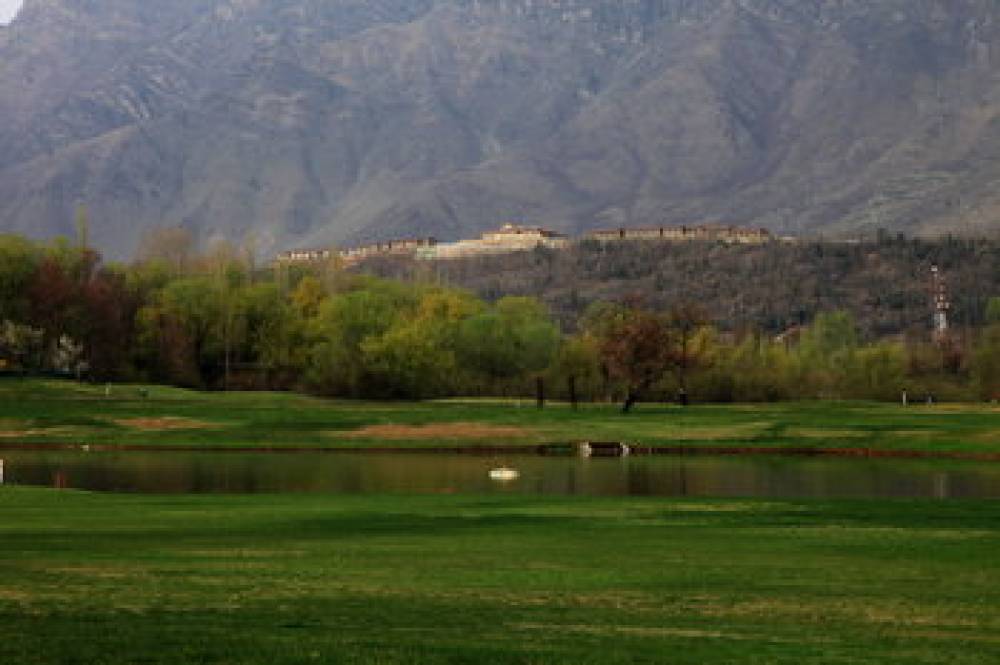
[2,441,999,461]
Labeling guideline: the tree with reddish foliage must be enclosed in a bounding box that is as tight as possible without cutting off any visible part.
[79,269,140,380]
[23,239,137,379]
[27,257,79,356]
[587,299,673,413]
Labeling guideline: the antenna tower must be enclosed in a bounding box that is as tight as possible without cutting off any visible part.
[930,264,951,343]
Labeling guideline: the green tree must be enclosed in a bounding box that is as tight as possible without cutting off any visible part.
[0,235,40,323]
[306,279,420,396]
[845,342,906,401]
[796,311,859,397]
[696,333,794,403]
[362,290,482,398]
[155,277,226,387]
[237,282,303,377]
[291,276,327,319]
[550,334,602,405]
[456,296,559,395]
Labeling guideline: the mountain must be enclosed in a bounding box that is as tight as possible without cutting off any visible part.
[1,0,1000,258]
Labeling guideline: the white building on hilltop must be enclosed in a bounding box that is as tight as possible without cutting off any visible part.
[421,223,569,260]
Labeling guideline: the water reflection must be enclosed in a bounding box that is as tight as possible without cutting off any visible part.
[2,451,1000,499]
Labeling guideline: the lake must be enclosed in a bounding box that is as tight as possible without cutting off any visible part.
[2,449,1000,499]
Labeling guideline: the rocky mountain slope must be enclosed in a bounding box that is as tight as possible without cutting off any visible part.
[2,0,1000,257]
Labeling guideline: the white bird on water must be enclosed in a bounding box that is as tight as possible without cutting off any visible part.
[489,466,520,481]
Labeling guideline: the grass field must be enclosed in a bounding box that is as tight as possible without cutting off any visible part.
[3,381,999,662]
[0,378,998,455]
[1,488,999,664]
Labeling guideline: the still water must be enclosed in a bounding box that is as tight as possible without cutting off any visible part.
[2,450,1000,499]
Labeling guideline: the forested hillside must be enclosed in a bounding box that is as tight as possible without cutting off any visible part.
[362,235,1000,338]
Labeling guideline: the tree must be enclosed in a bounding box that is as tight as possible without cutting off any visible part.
[456,296,559,395]
[306,279,420,396]
[362,290,482,398]
[80,268,139,380]
[587,300,673,413]
[845,342,906,401]
[291,276,327,319]
[550,334,602,406]
[236,282,303,382]
[154,277,225,387]
[27,256,78,359]
[796,311,859,397]
[0,234,40,323]
[0,320,44,371]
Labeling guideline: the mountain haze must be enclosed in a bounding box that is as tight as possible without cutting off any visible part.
[2,0,1000,257]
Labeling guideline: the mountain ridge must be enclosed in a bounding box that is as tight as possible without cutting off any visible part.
[1,0,1000,257]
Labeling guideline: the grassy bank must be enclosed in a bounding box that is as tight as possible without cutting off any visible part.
[0,378,998,455]
[1,488,998,664]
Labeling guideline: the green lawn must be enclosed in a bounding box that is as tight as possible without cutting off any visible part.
[1,488,998,664]
[0,378,998,455]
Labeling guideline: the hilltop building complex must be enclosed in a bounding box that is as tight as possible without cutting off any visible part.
[276,223,774,266]
[586,225,772,244]
[419,224,570,260]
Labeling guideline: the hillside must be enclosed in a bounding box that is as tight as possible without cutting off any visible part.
[2,1,1000,257]
[359,235,1000,339]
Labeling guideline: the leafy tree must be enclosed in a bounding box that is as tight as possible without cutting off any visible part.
[80,268,139,380]
[0,234,40,323]
[846,342,906,400]
[695,333,793,403]
[796,311,858,397]
[238,282,301,373]
[27,256,79,357]
[306,279,420,396]
[587,300,673,413]
[549,334,602,405]
[456,296,559,394]
[363,291,482,398]
[0,320,44,371]
[154,277,225,387]
[291,276,327,319]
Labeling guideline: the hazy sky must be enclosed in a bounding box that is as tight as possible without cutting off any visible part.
[0,0,22,25]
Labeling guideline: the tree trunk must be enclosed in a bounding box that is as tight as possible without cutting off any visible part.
[621,389,638,414]
[536,377,545,409]
[568,375,578,410]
